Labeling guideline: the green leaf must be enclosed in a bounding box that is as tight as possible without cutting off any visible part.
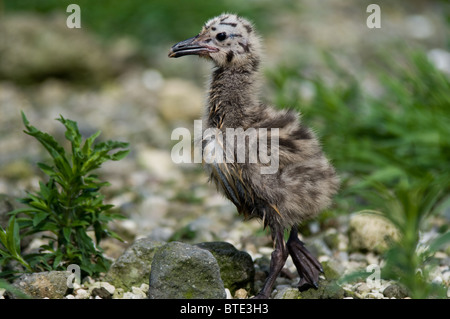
[9,207,45,216]
[37,163,56,177]
[63,227,72,243]
[0,225,7,248]
[94,140,129,153]
[38,181,52,200]
[428,231,450,254]
[105,229,125,243]
[93,222,103,245]
[70,220,90,227]
[58,115,82,149]
[32,211,49,227]
[22,114,70,170]
[53,252,63,270]
[7,216,20,256]
[110,150,130,161]
[0,247,12,258]
[82,130,101,156]
[0,279,32,299]
[54,156,73,179]
[29,200,49,213]
[39,244,56,253]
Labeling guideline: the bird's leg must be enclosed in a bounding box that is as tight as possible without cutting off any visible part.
[287,227,323,291]
[253,225,288,299]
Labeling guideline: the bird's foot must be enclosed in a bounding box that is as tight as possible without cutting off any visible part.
[287,236,323,291]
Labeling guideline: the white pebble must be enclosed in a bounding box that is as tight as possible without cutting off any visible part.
[259,247,274,256]
[442,270,450,284]
[72,283,82,290]
[225,288,232,299]
[406,15,434,39]
[75,289,89,299]
[101,282,116,295]
[83,276,95,285]
[113,288,124,299]
[432,276,443,285]
[365,292,384,299]
[65,294,75,299]
[123,291,145,299]
[139,283,149,293]
[131,286,146,298]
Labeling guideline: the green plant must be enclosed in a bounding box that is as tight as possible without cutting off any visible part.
[266,51,450,193]
[266,50,450,298]
[0,278,31,299]
[0,112,129,277]
[366,175,449,299]
[265,51,450,226]
[0,217,32,273]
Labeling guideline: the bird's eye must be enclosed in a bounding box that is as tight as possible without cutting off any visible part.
[216,32,227,41]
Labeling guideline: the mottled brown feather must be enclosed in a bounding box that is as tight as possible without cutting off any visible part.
[196,14,339,229]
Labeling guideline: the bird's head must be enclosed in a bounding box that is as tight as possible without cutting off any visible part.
[168,14,261,69]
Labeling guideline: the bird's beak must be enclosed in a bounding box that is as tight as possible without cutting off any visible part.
[168,35,219,58]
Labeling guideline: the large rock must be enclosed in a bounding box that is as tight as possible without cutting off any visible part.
[298,279,345,299]
[383,283,409,299]
[148,241,226,299]
[11,271,70,299]
[0,14,113,84]
[105,238,164,291]
[195,241,255,295]
[348,213,400,253]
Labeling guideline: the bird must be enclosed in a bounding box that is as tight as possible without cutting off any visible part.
[168,13,339,299]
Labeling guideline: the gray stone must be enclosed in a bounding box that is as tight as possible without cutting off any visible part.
[298,279,345,299]
[354,282,371,298]
[348,213,400,253]
[195,241,255,294]
[273,287,301,299]
[91,287,112,299]
[383,283,409,299]
[105,238,164,290]
[148,241,226,299]
[321,259,345,281]
[11,271,70,299]
[86,281,116,299]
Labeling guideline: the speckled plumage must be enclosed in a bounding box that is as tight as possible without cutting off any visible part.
[169,13,339,298]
